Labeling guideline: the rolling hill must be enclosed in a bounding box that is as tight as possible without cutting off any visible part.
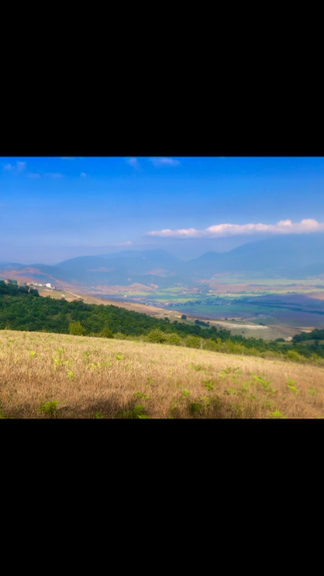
[2,234,324,289]
[1,329,323,418]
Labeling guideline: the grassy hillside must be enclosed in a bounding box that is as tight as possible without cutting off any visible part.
[1,330,324,419]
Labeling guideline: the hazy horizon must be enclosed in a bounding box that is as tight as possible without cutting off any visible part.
[2,156,324,264]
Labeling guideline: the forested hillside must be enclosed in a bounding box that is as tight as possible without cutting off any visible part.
[1,280,324,362]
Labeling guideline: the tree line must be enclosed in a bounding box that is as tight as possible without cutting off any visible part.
[1,280,324,363]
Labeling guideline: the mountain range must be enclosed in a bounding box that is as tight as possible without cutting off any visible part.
[2,235,324,289]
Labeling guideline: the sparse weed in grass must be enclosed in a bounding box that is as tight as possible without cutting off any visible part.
[219,366,241,378]
[252,375,272,390]
[3,329,324,419]
[287,381,299,393]
[241,381,252,390]
[67,370,74,380]
[118,404,149,419]
[39,401,59,418]
[95,412,103,419]
[29,351,36,357]
[203,380,214,391]
[134,392,150,400]
[189,402,202,415]
[89,362,97,369]
[115,354,122,360]
[263,400,274,408]
[270,410,287,419]
[188,364,203,371]
[199,396,211,406]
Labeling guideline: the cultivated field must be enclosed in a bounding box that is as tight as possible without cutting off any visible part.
[1,330,324,418]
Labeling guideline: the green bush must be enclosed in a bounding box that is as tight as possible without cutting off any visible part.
[185,335,203,348]
[203,338,222,352]
[113,332,128,340]
[165,333,182,346]
[147,329,168,343]
[99,327,114,338]
[286,350,304,362]
[68,321,86,336]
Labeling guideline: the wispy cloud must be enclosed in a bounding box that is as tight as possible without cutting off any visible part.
[61,157,75,160]
[3,160,27,173]
[149,157,180,168]
[27,173,41,179]
[111,240,132,246]
[44,173,64,179]
[125,157,140,169]
[146,219,324,238]
[80,172,87,178]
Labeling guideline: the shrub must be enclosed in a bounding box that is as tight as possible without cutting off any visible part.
[286,350,304,362]
[99,327,114,338]
[165,333,182,346]
[147,329,168,343]
[185,335,203,349]
[69,321,86,336]
[113,332,128,340]
[203,339,221,352]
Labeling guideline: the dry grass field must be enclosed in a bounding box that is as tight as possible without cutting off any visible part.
[1,329,324,419]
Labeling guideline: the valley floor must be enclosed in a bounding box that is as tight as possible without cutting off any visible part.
[1,330,323,419]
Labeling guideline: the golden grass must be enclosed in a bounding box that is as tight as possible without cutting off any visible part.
[0,329,324,419]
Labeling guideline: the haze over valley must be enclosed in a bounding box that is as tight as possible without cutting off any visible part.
[2,156,324,418]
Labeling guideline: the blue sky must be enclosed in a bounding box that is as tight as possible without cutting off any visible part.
[1,156,324,263]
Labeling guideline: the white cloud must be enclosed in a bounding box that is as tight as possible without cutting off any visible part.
[80,172,87,177]
[44,173,64,179]
[3,160,26,173]
[147,219,324,238]
[149,157,180,167]
[126,157,140,169]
